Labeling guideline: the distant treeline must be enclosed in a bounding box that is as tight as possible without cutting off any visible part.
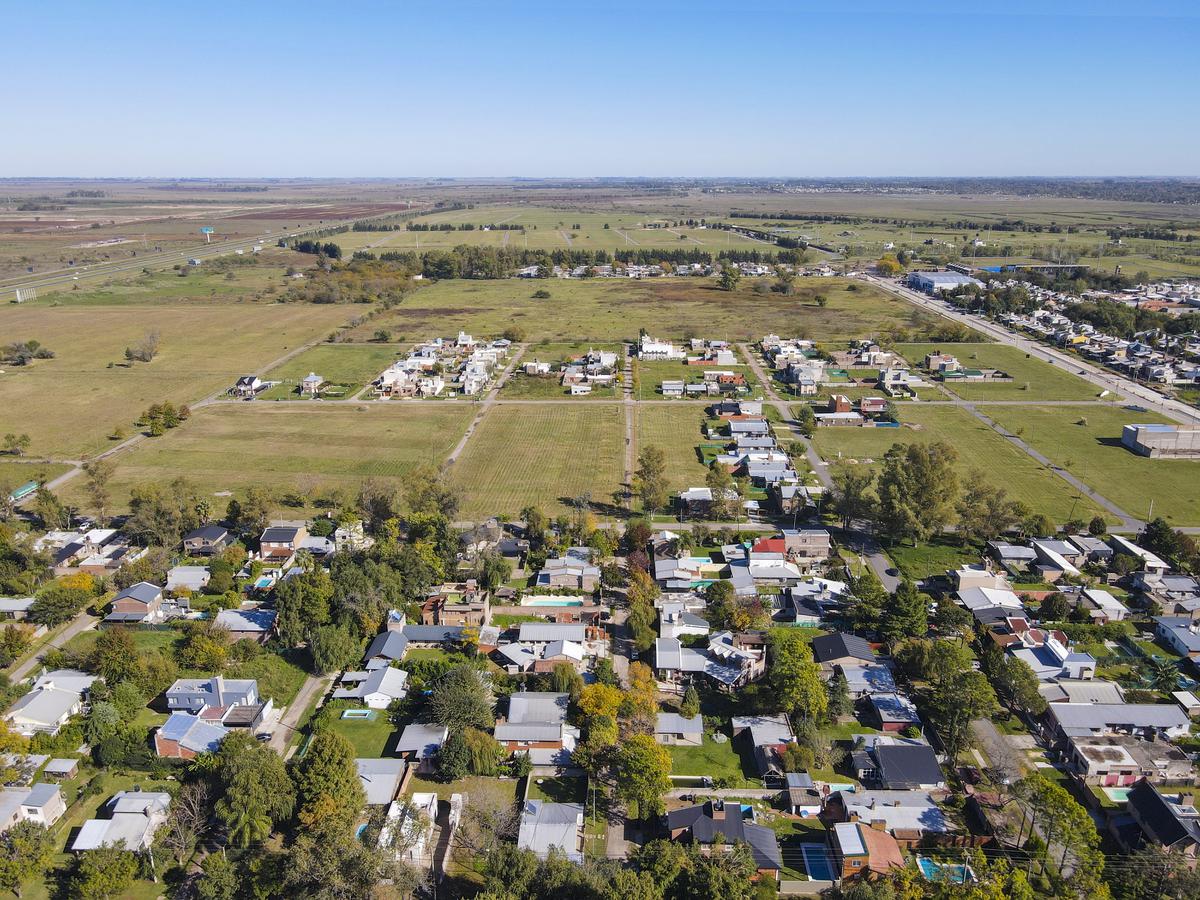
[292,240,343,259]
[1107,226,1194,242]
[405,222,523,232]
[65,189,107,198]
[728,210,1086,234]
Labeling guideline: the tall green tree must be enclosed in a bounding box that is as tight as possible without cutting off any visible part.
[70,847,138,899]
[275,564,335,646]
[829,464,876,530]
[769,629,828,722]
[291,730,365,827]
[614,734,672,820]
[430,664,495,731]
[308,624,360,675]
[880,580,929,644]
[0,821,54,898]
[215,732,296,847]
[874,441,959,545]
[633,446,669,515]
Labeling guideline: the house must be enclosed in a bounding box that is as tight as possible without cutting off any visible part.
[536,552,599,591]
[518,800,584,863]
[421,580,490,627]
[70,791,171,852]
[655,633,766,691]
[363,630,410,669]
[872,744,944,790]
[332,666,408,709]
[105,581,165,625]
[381,792,439,867]
[41,758,79,781]
[1155,617,1200,659]
[16,783,65,829]
[356,758,406,806]
[394,724,448,774]
[732,714,796,776]
[183,524,231,556]
[233,375,263,398]
[811,633,876,669]
[821,789,955,846]
[655,712,703,746]
[214,607,276,642]
[1009,634,1096,682]
[4,669,97,736]
[658,603,710,640]
[1065,733,1193,786]
[517,622,589,645]
[1126,780,1200,858]
[781,529,832,563]
[495,692,578,766]
[1046,703,1190,743]
[1078,588,1129,623]
[1108,534,1170,577]
[1038,678,1125,705]
[300,372,325,397]
[259,525,307,560]
[836,663,897,698]
[0,598,34,621]
[867,694,922,732]
[666,800,782,879]
[829,821,905,881]
[154,712,230,759]
[167,675,258,713]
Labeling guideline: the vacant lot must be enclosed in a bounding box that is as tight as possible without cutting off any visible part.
[258,343,401,400]
[448,404,626,520]
[0,460,72,492]
[344,277,940,345]
[637,405,714,495]
[985,405,1200,525]
[0,302,352,458]
[896,343,1101,401]
[811,405,1107,524]
[59,403,474,511]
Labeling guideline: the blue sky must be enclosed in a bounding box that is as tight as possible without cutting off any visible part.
[4,1,1198,177]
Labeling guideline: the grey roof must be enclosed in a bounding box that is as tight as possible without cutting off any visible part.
[356,758,406,805]
[402,624,464,643]
[733,715,793,747]
[497,643,538,668]
[1127,780,1200,849]
[158,712,229,754]
[874,744,943,788]
[656,713,703,736]
[785,772,814,789]
[115,581,162,605]
[1049,703,1189,736]
[261,526,300,543]
[811,632,875,664]
[869,693,921,724]
[23,783,61,808]
[518,800,583,862]
[495,723,564,742]
[365,631,409,662]
[508,692,568,725]
[665,802,782,870]
[518,623,586,643]
[185,524,229,542]
[214,607,275,633]
[1038,679,1125,704]
[43,758,78,776]
[0,598,35,613]
[396,723,447,759]
[1156,617,1200,653]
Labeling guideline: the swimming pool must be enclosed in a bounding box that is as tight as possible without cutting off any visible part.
[253,576,273,590]
[522,598,585,607]
[917,857,972,883]
[1102,786,1132,803]
[801,843,836,881]
[341,709,375,720]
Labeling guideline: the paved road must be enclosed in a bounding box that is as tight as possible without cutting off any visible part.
[10,612,98,682]
[739,343,898,590]
[862,273,1200,426]
[271,671,336,757]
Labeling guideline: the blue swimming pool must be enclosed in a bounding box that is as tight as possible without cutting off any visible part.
[917,857,972,883]
[801,844,836,881]
[341,709,375,720]
[522,598,584,607]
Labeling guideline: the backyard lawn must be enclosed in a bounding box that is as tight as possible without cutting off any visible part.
[668,734,759,788]
[324,708,397,757]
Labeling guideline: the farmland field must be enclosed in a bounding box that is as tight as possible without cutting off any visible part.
[344,276,939,345]
[811,404,1108,524]
[447,403,626,520]
[0,302,352,458]
[984,405,1200,525]
[258,343,402,400]
[636,405,714,495]
[895,343,1102,401]
[58,402,475,511]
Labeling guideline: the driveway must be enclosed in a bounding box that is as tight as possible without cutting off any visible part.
[10,612,97,682]
[271,671,336,757]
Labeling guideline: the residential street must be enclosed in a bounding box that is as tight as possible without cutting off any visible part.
[10,612,97,682]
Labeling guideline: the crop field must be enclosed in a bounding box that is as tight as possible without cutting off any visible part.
[343,277,939,345]
[636,405,714,495]
[895,343,1103,401]
[58,403,475,512]
[0,302,353,458]
[257,343,402,400]
[984,405,1200,525]
[811,404,1107,524]
[447,404,626,520]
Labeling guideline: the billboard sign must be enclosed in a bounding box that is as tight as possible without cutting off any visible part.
[200,226,214,234]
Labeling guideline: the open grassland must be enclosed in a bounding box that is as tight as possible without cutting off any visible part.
[345,277,938,345]
[0,302,352,458]
[59,403,474,511]
[896,342,1102,401]
[985,405,1200,525]
[0,460,72,491]
[448,404,626,520]
[637,405,714,495]
[258,343,402,400]
[811,404,1107,524]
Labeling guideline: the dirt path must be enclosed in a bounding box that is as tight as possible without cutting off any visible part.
[446,345,526,464]
[10,612,98,682]
[270,671,335,757]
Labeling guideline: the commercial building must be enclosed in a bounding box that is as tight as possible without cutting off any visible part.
[1122,423,1200,459]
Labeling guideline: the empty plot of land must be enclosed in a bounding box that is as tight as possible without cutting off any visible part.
[448,404,625,520]
[895,343,1102,401]
[348,278,936,345]
[59,403,475,511]
[985,405,1200,525]
[811,405,1107,524]
[637,406,714,494]
[0,303,352,458]
[258,343,402,400]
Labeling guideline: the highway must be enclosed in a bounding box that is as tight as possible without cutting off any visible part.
[861,273,1200,426]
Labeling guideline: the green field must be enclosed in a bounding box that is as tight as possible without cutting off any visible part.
[258,343,402,400]
[0,460,72,492]
[985,405,1200,525]
[637,405,714,495]
[59,403,475,512]
[324,708,396,757]
[0,302,353,458]
[668,734,758,788]
[342,277,940,345]
[448,403,626,520]
[896,343,1102,401]
[811,405,1107,524]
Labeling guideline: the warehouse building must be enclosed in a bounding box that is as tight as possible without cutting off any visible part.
[1121,423,1200,459]
[907,271,983,294]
